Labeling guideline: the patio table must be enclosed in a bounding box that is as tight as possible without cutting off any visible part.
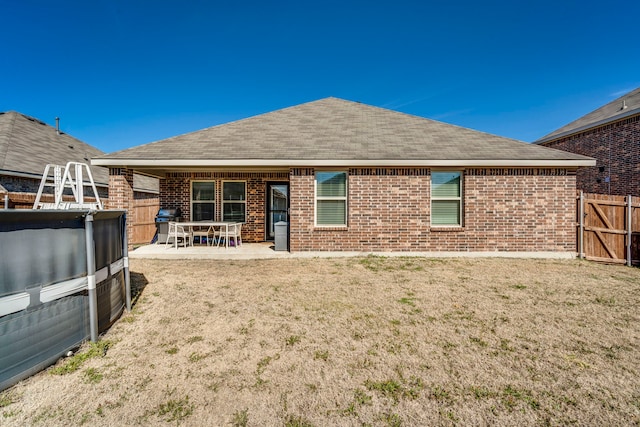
[168,221,237,249]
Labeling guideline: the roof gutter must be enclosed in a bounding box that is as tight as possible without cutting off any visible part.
[93,158,596,168]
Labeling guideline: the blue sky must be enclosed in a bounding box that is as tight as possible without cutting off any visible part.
[2,0,638,153]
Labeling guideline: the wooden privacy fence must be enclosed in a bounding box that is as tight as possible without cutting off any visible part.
[131,196,159,245]
[577,192,640,265]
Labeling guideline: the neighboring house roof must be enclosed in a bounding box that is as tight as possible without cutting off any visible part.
[0,111,158,193]
[536,87,640,144]
[93,97,594,175]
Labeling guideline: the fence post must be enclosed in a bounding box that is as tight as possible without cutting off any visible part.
[627,195,632,267]
[123,213,132,312]
[85,211,99,342]
[579,191,584,259]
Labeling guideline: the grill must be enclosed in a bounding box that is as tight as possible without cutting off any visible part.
[155,208,182,243]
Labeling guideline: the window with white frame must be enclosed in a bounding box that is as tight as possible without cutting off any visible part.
[431,171,462,226]
[222,181,246,223]
[191,181,215,221]
[315,171,347,226]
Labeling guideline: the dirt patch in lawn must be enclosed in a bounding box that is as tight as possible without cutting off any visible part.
[2,257,640,426]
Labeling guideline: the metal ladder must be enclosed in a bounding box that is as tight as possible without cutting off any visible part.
[33,162,104,210]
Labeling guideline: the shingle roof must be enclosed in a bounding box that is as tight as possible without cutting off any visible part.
[0,111,157,192]
[94,97,593,170]
[536,87,640,144]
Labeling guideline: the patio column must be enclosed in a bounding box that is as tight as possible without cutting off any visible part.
[108,167,135,250]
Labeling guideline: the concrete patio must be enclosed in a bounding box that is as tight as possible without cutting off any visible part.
[128,241,576,260]
[130,241,293,260]
[129,241,389,260]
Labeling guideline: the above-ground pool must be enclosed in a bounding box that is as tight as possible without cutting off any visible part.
[0,209,130,391]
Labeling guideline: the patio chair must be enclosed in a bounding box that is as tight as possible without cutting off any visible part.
[216,223,242,247]
[234,223,243,247]
[165,222,192,248]
[192,225,215,246]
[226,223,242,247]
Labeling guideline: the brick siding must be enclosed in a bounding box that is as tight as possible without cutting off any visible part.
[1,176,47,194]
[160,171,289,242]
[540,114,640,196]
[108,168,135,243]
[0,175,109,208]
[112,167,577,253]
[290,168,576,252]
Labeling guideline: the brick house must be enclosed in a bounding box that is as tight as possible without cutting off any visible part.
[93,98,594,254]
[536,87,640,196]
[0,111,158,209]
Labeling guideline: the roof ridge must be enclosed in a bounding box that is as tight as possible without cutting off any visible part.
[104,98,347,156]
[94,97,594,167]
[0,110,105,175]
[536,87,640,143]
[0,110,158,193]
[356,98,533,144]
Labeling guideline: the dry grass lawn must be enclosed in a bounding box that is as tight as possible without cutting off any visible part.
[2,257,640,426]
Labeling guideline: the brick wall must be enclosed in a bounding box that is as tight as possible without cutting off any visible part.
[1,176,44,194]
[160,171,289,242]
[1,175,109,208]
[0,175,109,209]
[290,167,577,252]
[122,167,577,252]
[540,114,640,196]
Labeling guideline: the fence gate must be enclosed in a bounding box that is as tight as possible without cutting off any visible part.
[131,197,159,245]
[578,192,640,265]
